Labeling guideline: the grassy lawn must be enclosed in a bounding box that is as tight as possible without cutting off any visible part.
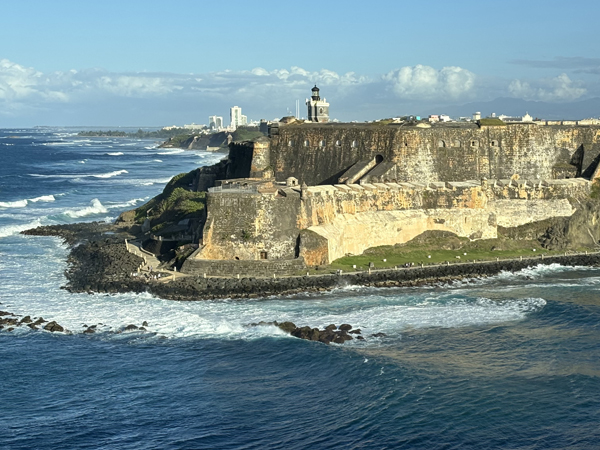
[305,231,588,274]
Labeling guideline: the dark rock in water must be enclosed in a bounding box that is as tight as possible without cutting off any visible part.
[277,321,366,345]
[277,321,297,334]
[349,329,362,335]
[123,324,138,332]
[371,332,386,338]
[20,315,32,324]
[7,327,14,332]
[33,317,46,325]
[356,335,365,340]
[142,321,149,327]
[139,327,146,331]
[43,321,64,332]
[27,324,38,330]
[83,327,95,334]
[0,311,13,316]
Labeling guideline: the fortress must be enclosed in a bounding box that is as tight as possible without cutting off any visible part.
[178,88,600,276]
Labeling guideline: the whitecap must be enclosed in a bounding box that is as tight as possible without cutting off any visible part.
[92,170,128,178]
[106,198,146,209]
[157,149,185,155]
[106,152,124,156]
[153,159,163,163]
[29,195,56,203]
[0,199,28,208]
[0,218,43,238]
[63,198,108,218]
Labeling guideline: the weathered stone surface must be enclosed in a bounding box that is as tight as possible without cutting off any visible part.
[43,321,64,333]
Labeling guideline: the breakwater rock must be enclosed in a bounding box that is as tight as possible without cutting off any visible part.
[0,309,64,333]
[251,321,365,344]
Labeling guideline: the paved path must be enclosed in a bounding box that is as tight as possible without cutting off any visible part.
[125,239,188,282]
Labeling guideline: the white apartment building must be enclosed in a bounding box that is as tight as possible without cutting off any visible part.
[230,106,243,130]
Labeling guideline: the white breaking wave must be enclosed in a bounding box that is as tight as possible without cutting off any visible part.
[29,170,128,179]
[0,200,28,208]
[157,149,185,155]
[29,195,56,203]
[106,152,124,156]
[92,170,128,178]
[106,198,146,209]
[1,194,57,207]
[0,218,43,238]
[63,198,108,218]
[153,159,163,163]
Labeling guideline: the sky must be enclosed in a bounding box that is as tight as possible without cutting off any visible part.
[1,0,600,126]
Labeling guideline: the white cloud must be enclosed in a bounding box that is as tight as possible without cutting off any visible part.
[383,65,476,100]
[0,58,595,125]
[508,73,586,102]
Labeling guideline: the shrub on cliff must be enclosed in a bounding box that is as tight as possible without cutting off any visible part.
[134,170,205,230]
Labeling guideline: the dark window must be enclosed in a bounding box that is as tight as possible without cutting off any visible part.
[260,251,267,260]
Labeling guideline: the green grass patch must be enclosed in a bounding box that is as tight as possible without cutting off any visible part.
[325,231,573,273]
[478,118,506,127]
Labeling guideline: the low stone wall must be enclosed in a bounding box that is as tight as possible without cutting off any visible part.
[181,257,306,277]
[152,252,600,301]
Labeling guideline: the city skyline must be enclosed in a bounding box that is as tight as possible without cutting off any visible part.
[2,0,600,126]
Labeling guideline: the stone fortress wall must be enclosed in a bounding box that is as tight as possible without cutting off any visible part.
[259,123,600,185]
[181,123,600,277]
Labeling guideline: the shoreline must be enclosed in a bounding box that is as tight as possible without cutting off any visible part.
[21,223,600,301]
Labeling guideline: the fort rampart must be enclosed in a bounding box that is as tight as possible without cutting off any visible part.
[182,174,589,275]
[236,123,600,185]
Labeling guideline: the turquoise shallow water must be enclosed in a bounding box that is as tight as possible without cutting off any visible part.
[1,129,600,449]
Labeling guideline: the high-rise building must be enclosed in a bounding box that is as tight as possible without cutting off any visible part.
[209,115,223,130]
[230,106,243,130]
[306,85,329,123]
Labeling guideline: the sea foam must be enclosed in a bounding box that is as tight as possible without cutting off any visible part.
[63,199,108,218]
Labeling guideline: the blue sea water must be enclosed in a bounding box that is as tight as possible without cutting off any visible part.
[1,128,600,449]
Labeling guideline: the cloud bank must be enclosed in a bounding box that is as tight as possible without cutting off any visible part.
[0,59,595,126]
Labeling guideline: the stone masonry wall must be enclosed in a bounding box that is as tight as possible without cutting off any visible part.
[186,178,589,271]
[266,124,600,186]
[181,257,306,278]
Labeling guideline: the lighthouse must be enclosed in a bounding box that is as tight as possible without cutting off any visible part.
[306,85,329,123]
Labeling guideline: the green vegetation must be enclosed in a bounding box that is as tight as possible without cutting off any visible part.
[327,231,570,272]
[77,127,203,139]
[591,180,600,199]
[478,118,507,127]
[167,134,195,149]
[230,127,264,142]
[134,170,206,236]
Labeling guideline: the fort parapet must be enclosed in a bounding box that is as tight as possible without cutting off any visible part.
[227,122,600,186]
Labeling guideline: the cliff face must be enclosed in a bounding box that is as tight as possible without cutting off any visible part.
[260,123,600,185]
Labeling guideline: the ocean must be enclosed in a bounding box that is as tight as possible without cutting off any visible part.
[1,128,599,449]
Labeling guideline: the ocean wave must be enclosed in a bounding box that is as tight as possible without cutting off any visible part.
[106,198,146,209]
[0,200,28,208]
[157,149,185,155]
[106,152,124,156]
[29,195,56,203]
[0,218,43,238]
[153,159,163,163]
[93,170,129,178]
[63,198,108,218]
[29,170,128,179]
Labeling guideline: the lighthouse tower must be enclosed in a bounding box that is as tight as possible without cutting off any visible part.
[306,85,329,123]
